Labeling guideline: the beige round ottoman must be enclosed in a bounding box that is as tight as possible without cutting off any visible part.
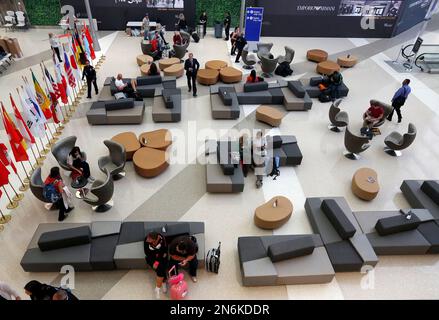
[352,168,379,201]
[197,69,219,85]
[338,55,358,68]
[159,57,180,71]
[133,147,169,178]
[205,60,228,71]
[140,64,151,76]
[139,129,172,151]
[219,67,243,83]
[307,49,328,63]
[316,60,341,75]
[111,132,141,161]
[137,54,153,67]
[164,63,184,78]
[254,196,293,230]
[256,106,284,127]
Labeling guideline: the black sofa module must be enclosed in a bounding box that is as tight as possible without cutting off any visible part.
[267,236,315,262]
[401,180,439,219]
[105,99,135,111]
[421,181,439,206]
[38,226,91,252]
[321,199,356,239]
[375,213,421,236]
[90,234,119,270]
[325,241,363,272]
[243,82,269,92]
[417,221,439,254]
[288,81,306,98]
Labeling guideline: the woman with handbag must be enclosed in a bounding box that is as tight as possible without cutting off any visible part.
[44,167,74,221]
[387,79,412,123]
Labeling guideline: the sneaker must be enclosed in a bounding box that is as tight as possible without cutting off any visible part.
[87,96,92,99]
[66,207,74,214]
[188,88,192,92]
[154,287,161,299]
[398,119,402,123]
[161,283,167,294]
[386,117,392,122]
[191,276,198,283]
[193,93,197,97]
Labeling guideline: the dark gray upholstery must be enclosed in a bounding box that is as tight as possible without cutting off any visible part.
[421,181,439,206]
[260,54,279,77]
[51,136,77,171]
[82,169,114,212]
[238,237,268,263]
[90,234,119,270]
[243,82,269,92]
[310,76,323,86]
[98,140,126,180]
[267,237,315,262]
[256,42,273,60]
[105,99,134,111]
[375,214,421,236]
[278,46,295,65]
[219,87,234,105]
[321,199,356,239]
[87,99,145,125]
[137,75,162,86]
[242,45,257,69]
[288,81,306,98]
[152,88,182,122]
[325,241,364,272]
[344,127,370,159]
[329,99,349,132]
[384,123,417,156]
[118,222,146,245]
[370,99,393,127]
[401,180,439,219]
[38,226,91,252]
[30,167,49,203]
[173,44,186,60]
[417,221,439,254]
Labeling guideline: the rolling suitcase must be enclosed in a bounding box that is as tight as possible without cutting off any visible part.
[192,32,200,43]
[205,242,221,273]
[168,265,188,300]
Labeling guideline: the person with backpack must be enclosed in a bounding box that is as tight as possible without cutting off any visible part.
[387,79,412,123]
[24,280,58,300]
[328,71,343,102]
[144,231,168,299]
[230,27,240,55]
[168,235,198,283]
[44,167,74,222]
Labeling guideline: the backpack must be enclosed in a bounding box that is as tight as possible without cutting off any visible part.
[318,93,332,103]
[275,61,293,77]
[205,242,221,274]
[269,156,280,180]
[43,181,61,203]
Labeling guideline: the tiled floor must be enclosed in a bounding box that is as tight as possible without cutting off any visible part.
[1,17,439,300]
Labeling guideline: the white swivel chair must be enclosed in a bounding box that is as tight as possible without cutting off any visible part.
[4,16,15,31]
[15,12,26,30]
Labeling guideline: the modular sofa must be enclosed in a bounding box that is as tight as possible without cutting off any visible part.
[401,180,439,219]
[21,221,205,272]
[302,76,349,99]
[238,234,335,286]
[205,140,244,193]
[152,88,182,123]
[266,135,303,166]
[86,98,146,125]
[305,197,379,272]
[108,75,177,98]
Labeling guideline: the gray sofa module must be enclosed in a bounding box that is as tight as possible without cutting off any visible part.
[268,135,303,166]
[211,87,240,120]
[91,221,122,238]
[38,226,91,252]
[302,78,349,99]
[321,199,356,240]
[282,86,313,111]
[305,197,379,271]
[87,98,146,125]
[90,235,119,270]
[109,76,177,97]
[152,88,182,123]
[238,235,335,286]
[401,180,439,219]
[267,237,315,262]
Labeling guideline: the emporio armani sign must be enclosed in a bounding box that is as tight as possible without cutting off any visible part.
[296,5,337,12]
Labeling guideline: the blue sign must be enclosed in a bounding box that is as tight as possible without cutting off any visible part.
[245,7,264,42]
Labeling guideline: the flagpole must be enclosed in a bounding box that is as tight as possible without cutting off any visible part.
[15,167,29,192]
[2,186,18,209]
[39,137,49,155]
[20,161,31,184]
[8,182,24,202]
[0,208,11,225]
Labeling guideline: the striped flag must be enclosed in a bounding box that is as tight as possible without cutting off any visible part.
[64,51,76,89]
[53,55,69,105]
[22,84,47,138]
[0,143,17,174]
[44,66,61,100]
[43,66,64,124]
[69,43,82,82]
[32,70,52,120]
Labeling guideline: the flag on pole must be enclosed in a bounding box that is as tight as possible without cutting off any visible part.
[0,143,17,174]
[44,66,61,100]
[42,66,64,124]
[84,23,93,45]
[1,102,29,162]
[20,86,46,138]
[69,44,82,82]
[0,158,10,187]
[82,34,92,62]
[32,70,52,120]
[10,94,35,146]
[83,28,95,60]
[53,58,69,105]
[64,51,76,89]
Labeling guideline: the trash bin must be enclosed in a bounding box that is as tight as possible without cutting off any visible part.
[214,21,223,38]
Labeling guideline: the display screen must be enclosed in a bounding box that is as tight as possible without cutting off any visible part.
[338,1,403,17]
[146,0,184,9]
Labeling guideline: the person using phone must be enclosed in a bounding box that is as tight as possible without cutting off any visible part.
[168,235,199,283]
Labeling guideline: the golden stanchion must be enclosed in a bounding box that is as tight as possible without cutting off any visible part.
[2,186,18,209]
[9,182,24,202]
[0,208,11,224]
[15,169,29,192]
[47,125,58,146]
[45,131,55,149]
[21,162,31,184]
[34,140,46,162]
[39,138,50,155]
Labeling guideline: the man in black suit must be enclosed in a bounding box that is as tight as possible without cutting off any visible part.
[184,53,200,97]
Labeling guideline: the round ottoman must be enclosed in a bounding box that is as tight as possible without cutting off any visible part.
[133,147,169,178]
[219,67,243,83]
[164,63,184,78]
[254,196,293,230]
[137,54,153,67]
[316,60,341,75]
[307,49,328,63]
[139,129,172,151]
[256,106,284,127]
[140,64,151,76]
[111,132,141,161]
[205,60,228,71]
[338,55,358,68]
[352,168,379,201]
[159,57,180,71]
[197,69,220,85]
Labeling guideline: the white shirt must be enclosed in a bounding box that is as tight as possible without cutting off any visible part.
[0,282,20,300]
[115,79,126,89]
[49,37,60,49]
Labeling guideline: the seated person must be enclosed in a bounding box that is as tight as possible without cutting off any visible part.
[153,31,165,52]
[173,31,184,46]
[67,146,86,180]
[115,73,138,98]
[363,103,384,130]
[246,70,264,83]
[168,235,198,283]
[328,71,343,101]
[144,232,168,299]
[148,62,160,76]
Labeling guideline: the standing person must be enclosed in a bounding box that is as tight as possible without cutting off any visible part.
[0,281,21,300]
[184,53,200,97]
[387,79,412,123]
[24,281,58,301]
[142,13,150,34]
[199,11,208,38]
[49,33,63,62]
[230,27,240,55]
[234,32,247,63]
[328,71,343,102]
[177,13,188,32]
[253,131,267,188]
[82,60,98,99]
[52,288,79,301]
[156,23,169,46]
[144,232,168,299]
[168,235,199,283]
[44,167,74,222]
[224,12,231,41]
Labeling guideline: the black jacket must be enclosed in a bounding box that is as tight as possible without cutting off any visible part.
[184,58,200,77]
[235,36,247,50]
[82,65,96,81]
[199,14,207,24]
[224,16,231,28]
[144,234,168,265]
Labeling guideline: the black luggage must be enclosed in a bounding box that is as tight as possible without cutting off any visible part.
[205,242,221,273]
[275,61,293,77]
[318,93,332,103]
[192,32,200,43]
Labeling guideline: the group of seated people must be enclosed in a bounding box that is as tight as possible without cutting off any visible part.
[114,62,160,99]
[144,232,199,299]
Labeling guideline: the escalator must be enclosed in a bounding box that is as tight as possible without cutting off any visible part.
[415,52,439,73]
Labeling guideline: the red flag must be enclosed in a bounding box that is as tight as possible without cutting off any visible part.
[10,94,35,144]
[0,143,17,174]
[1,103,29,162]
[0,159,10,187]
[84,24,93,45]
[64,51,76,89]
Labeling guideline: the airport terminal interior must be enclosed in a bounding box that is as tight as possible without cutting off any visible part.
[0,0,439,300]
